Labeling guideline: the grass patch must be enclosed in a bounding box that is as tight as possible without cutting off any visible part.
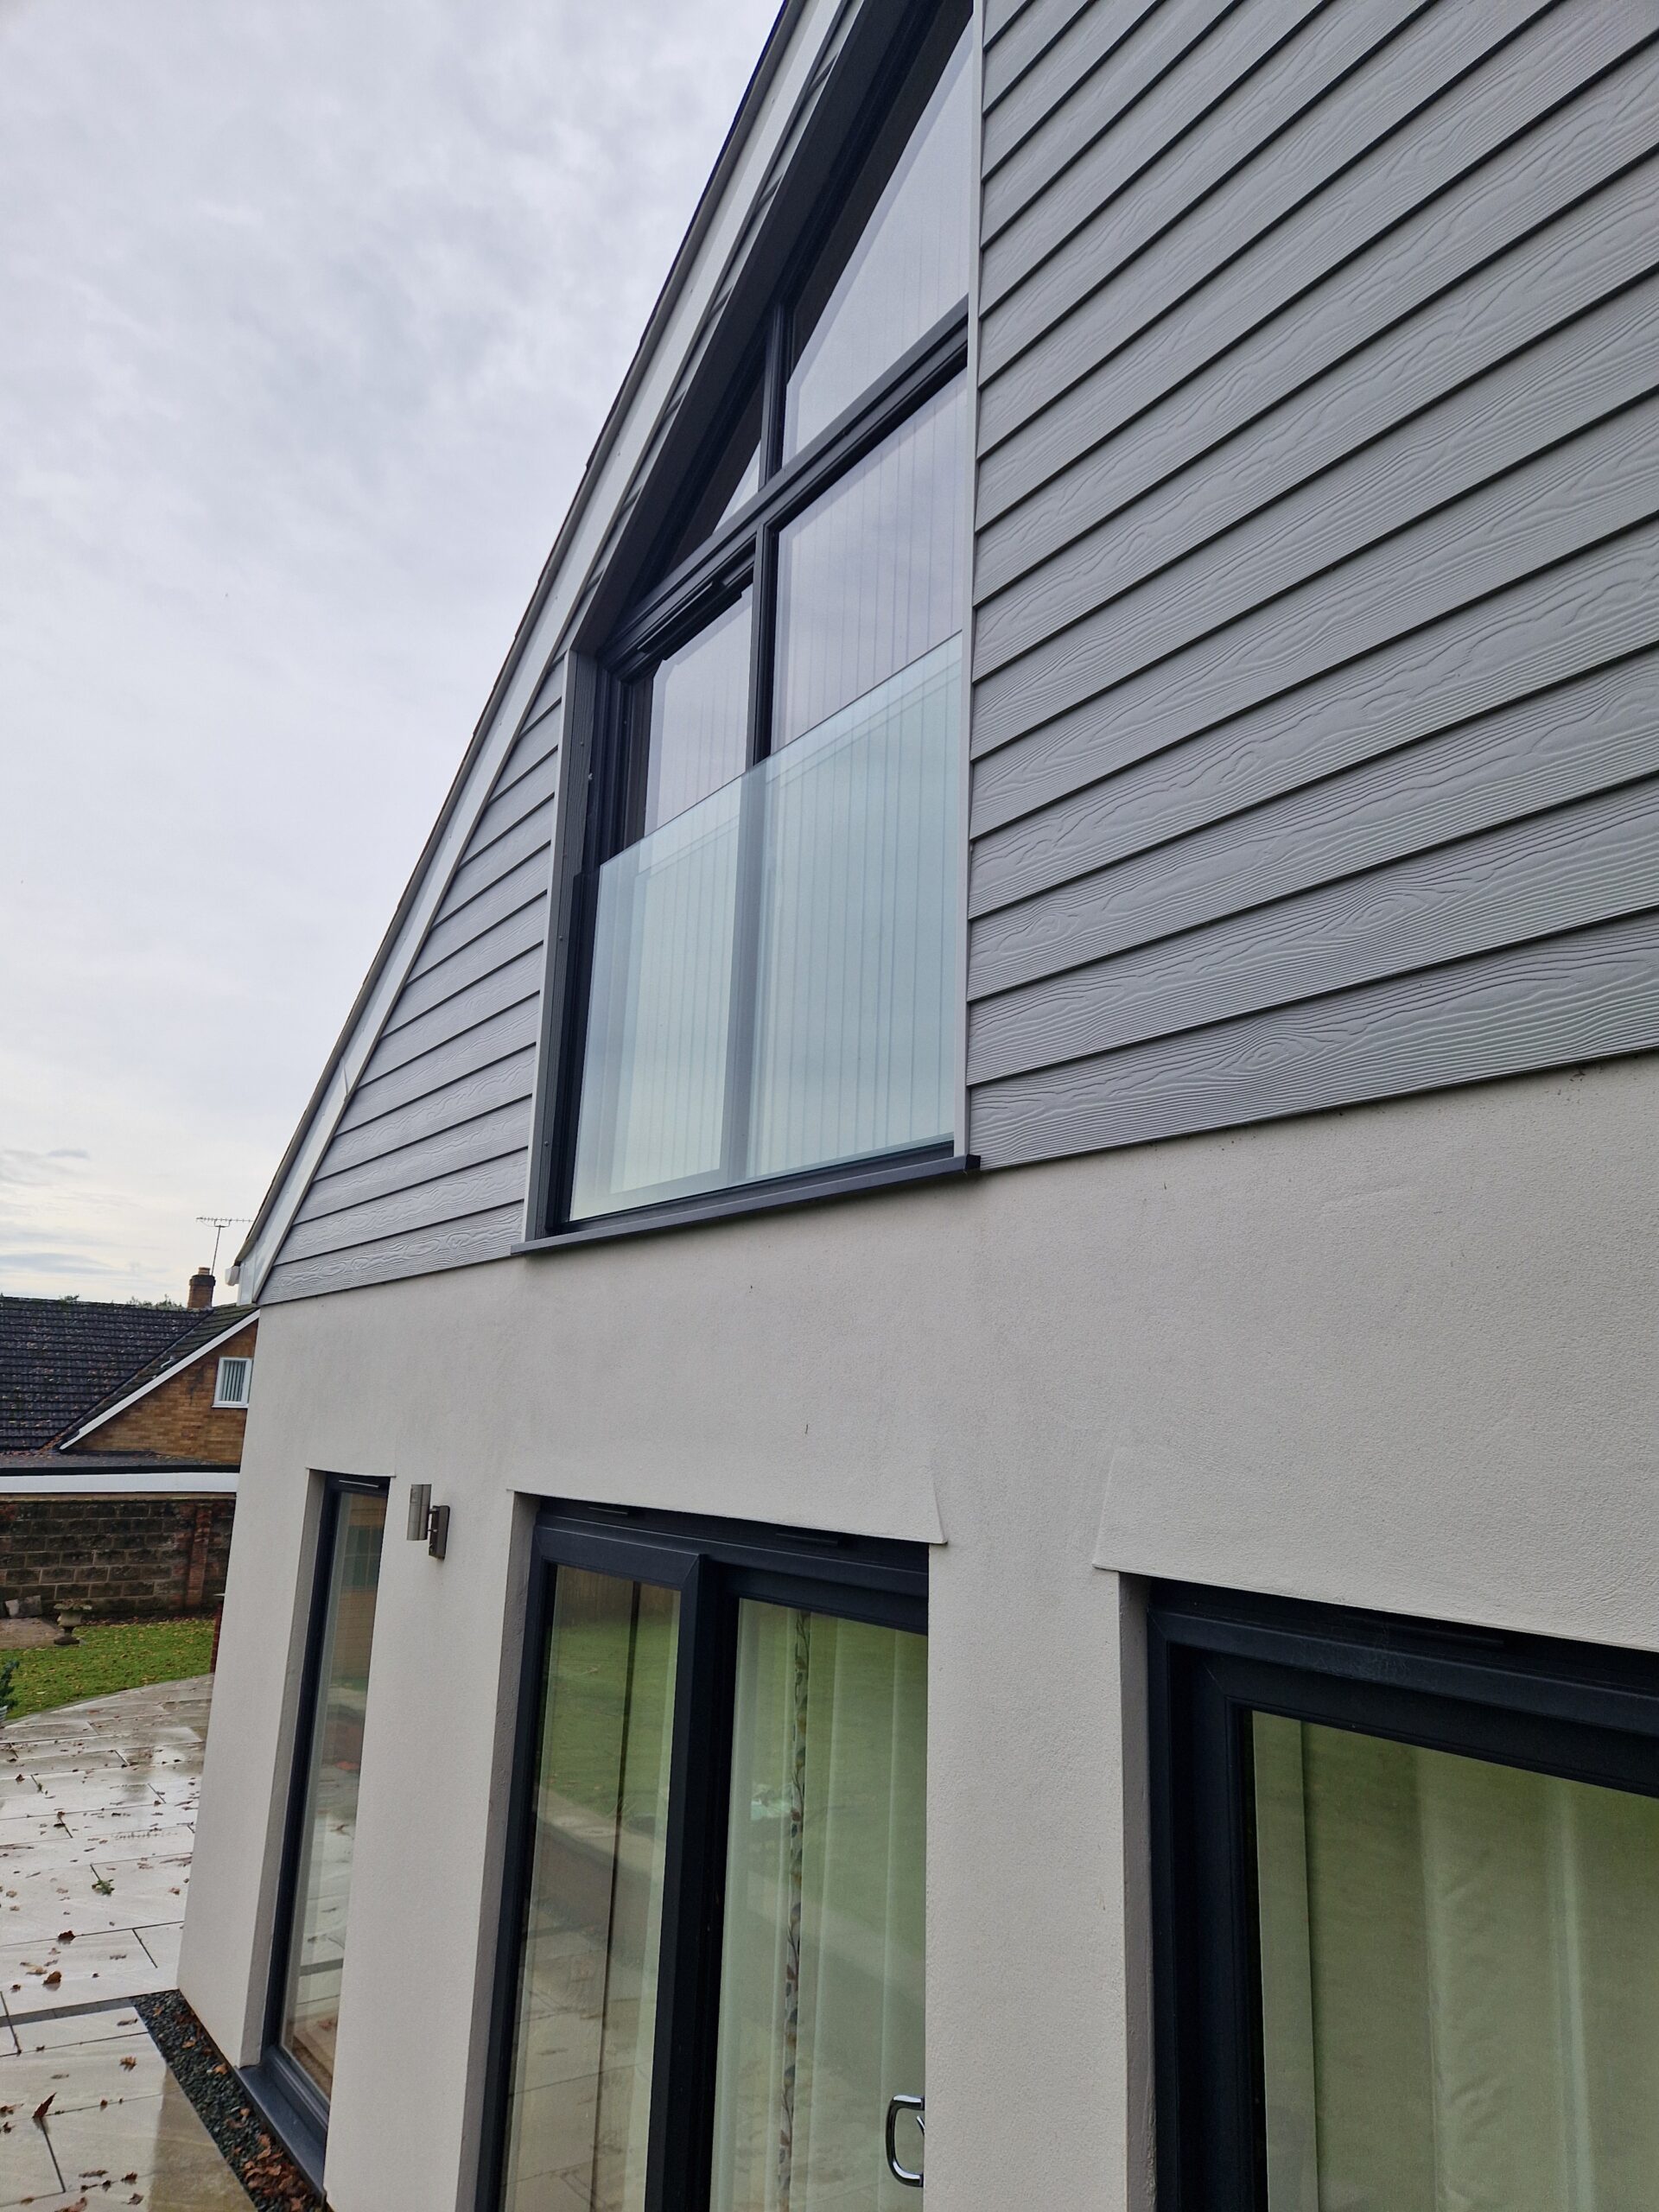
[0,1617,214,1722]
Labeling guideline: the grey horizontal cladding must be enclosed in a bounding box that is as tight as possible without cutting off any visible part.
[982,0,1097,99]
[975,16,1659,525]
[461,748,560,870]
[979,0,1541,383]
[261,1205,527,1306]
[277,1152,531,1267]
[969,778,1659,1085]
[323,1049,537,1173]
[355,947,543,1086]
[386,898,548,1034]
[968,0,1659,1173]
[983,0,1332,288]
[492,710,560,804]
[442,795,556,916]
[974,264,1659,681]
[974,149,1659,607]
[419,846,556,974]
[982,0,1205,191]
[969,911,1659,1167]
[296,1098,535,1227]
[336,997,544,1137]
[972,388,1659,830]
[969,637,1659,999]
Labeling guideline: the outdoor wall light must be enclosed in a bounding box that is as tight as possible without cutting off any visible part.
[404,1482,449,1560]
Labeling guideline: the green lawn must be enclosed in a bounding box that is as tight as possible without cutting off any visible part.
[0,1617,214,1724]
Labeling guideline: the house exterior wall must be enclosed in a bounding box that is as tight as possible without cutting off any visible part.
[184,1053,1659,2212]
[261,709,563,1303]
[966,0,1659,1167]
[0,1494,234,1619]
[81,1320,258,1465]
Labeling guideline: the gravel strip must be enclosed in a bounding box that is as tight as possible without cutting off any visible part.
[134,1991,325,2211]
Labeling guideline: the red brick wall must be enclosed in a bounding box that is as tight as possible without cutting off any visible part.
[0,1496,235,1619]
[84,1321,257,1467]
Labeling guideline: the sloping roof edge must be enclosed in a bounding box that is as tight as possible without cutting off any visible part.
[61,1310,257,1446]
[232,0,830,1306]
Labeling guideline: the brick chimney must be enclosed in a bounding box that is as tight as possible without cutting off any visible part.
[188,1267,216,1311]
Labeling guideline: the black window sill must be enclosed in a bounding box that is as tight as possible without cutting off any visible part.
[238,2050,329,2198]
[514,1149,977,1255]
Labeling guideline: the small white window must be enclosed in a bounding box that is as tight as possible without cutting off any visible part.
[214,1354,252,1408]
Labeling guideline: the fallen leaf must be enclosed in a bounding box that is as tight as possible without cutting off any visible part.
[57,1929,75,1942]
[41,1970,61,1987]
[118,2055,137,2071]
[31,2092,54,2123]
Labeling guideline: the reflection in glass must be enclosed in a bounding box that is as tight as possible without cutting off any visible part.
[785,19,971,460]
[501,1571,680,2212]
[667,381,766,574]
[1255,1713,1659,2210]
[774,379,968,749]
[278,1489,386,2100]
[571,638,958,1219]
[642,591,754,836]
[712,1603,927,2212]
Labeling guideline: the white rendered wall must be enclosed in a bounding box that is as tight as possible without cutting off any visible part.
[184,1053,1659,2211]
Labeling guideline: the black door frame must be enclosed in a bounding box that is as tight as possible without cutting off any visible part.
[476,1500,928,2212]
[1148,1582,1659,2210]
[241,1470,391,2192]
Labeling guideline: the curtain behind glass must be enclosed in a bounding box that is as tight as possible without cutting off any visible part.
[712,1604,927,2212]
[278,1490,386,2100]
[501,1571,679,2212]
[1255,1713,1659,2211]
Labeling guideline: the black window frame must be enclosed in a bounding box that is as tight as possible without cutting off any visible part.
[477,1500,929,2212]
[240,1470,391,2196]
[525,0,976,1251]
[1148,1581,1659,2211]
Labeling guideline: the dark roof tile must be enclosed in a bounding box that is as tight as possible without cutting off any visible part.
[0,1296,218,1451]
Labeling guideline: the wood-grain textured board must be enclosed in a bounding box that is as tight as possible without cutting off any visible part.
[967,0,1659,1172]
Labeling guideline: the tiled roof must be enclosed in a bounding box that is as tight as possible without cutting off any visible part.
[0,1296,218,1452]
[67,1306,252,1436]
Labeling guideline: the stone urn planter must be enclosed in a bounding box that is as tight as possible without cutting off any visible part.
[54,1607,86,1648]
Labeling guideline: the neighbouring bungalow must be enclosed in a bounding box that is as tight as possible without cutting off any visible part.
[0,1270,256,1622]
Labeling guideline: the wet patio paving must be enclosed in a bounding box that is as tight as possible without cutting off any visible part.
[0,1675,252,2209]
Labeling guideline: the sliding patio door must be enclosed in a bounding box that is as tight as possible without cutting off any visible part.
[270,1478,388,2121]
[489,1511,927,2212]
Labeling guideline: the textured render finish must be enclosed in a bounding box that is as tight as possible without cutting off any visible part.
[260,701,563,1304]
[184,1057,1659,2211]
[966,0,1659,1168]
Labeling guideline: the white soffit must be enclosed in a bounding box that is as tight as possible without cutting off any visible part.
[234,0,857,1304]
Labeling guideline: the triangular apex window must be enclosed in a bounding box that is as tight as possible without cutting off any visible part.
[785,11,972,459]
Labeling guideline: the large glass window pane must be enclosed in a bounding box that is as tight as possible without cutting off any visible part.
[749,639,959,1180]
[501,1571,680,2212]
[571,776,742,1217]
[277,1488,386,2101]
[1254,1713,1659,2210]
[712,1604,927,2212]
[666,383,765,575]
[641,590,753,836]
[773,378,967,750]
[784,19,971,461]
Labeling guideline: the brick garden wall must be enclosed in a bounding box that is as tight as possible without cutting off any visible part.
[0,1495,235,1619]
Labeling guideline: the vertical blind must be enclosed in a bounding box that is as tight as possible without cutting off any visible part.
[1255,1713,1659,2211]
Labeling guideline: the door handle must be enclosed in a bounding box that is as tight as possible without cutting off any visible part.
[885,2093,925,2187]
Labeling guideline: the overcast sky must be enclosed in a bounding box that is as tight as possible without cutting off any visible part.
[0,0,779,1304]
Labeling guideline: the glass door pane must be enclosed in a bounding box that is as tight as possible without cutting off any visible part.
[501,1569,680,2212]
[277,1486,387,2100]
[1254,1713,1659,2210]
[712,1604,927,2211]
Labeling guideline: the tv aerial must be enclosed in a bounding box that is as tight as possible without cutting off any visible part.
[196,1214,251,1274]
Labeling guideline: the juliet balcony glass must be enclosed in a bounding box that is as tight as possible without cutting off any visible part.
[570,637,960,1221]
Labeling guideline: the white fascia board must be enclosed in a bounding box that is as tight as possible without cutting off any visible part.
[0,1467,238,1497]
[235,0,853,1306]
[62,1311,258,1446]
